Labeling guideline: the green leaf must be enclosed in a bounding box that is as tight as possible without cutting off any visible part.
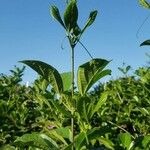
[139,0,150,9]
[50,5,66,29]
[50,99,72,117]
[14,133,59,150]
[75,132,86,150]
[76,96,91,122]
[87,127,110,141]
[20,60,63,94]
[49,127,71,145]
[0,145,15,150]
[55,127,72,141]
[118,133,133,150]
[91,92,108,118]
[82,10,98,34]
[140,39,150,46]
[98,137,114,150]
[142,135,150,148]
[77,58,111,95]
[61,72,71,91]
[64,0,78,31]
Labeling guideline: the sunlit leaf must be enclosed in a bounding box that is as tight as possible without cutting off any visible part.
[77,58,111,95]
[139,0,150,9]
[61,72,71,91]
[91,92,108,118]
[48,127,71,145]
[74,132,86,150]
[98,137,114,150]
[118,133,133,150]
[14,133,59,150]
[142,135,150,148]
[0,145,16,150]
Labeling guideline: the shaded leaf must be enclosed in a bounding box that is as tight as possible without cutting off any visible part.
[140,39,150,46]
[76,96,91,122]
[64,0,78,31]
[82,10,98,34]
[50,99,72,117]
[87,127,110,140]
[20,60,63,94]
[51,5,65,28]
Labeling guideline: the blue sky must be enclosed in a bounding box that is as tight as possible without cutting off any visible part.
[0,0,150,84]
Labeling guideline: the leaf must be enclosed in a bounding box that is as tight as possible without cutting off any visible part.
[76,96,91,122]
[74,132,86,150]
[50,5,66,29]
[50,99,72,117]
[82,10,98,34]
[98,137,114,150]
[0,145,16,150]
[61,72,71,91]
[55,127,72,141]
[14,133,59,150]
[141,135,150,148]
[77,58,111,95]
[64,0,78,31]
[91,92,108,118]
[87,127,110,141]
[140,39,150,46]
[20,60,63,94]
[139,0,150,9]
[49,127,71,145]
[126,65,131,72]
[118,133,133,150]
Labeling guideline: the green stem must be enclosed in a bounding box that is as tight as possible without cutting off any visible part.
[71,43,75,150]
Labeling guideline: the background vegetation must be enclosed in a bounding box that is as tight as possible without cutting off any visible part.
[0,0,150,149]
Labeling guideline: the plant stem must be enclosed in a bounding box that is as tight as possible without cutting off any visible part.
[71,44,75,150]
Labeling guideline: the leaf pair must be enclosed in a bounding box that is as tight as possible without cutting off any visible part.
[20,58,111,95]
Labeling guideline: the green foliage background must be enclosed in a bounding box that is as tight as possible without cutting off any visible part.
[0,64,150,149]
